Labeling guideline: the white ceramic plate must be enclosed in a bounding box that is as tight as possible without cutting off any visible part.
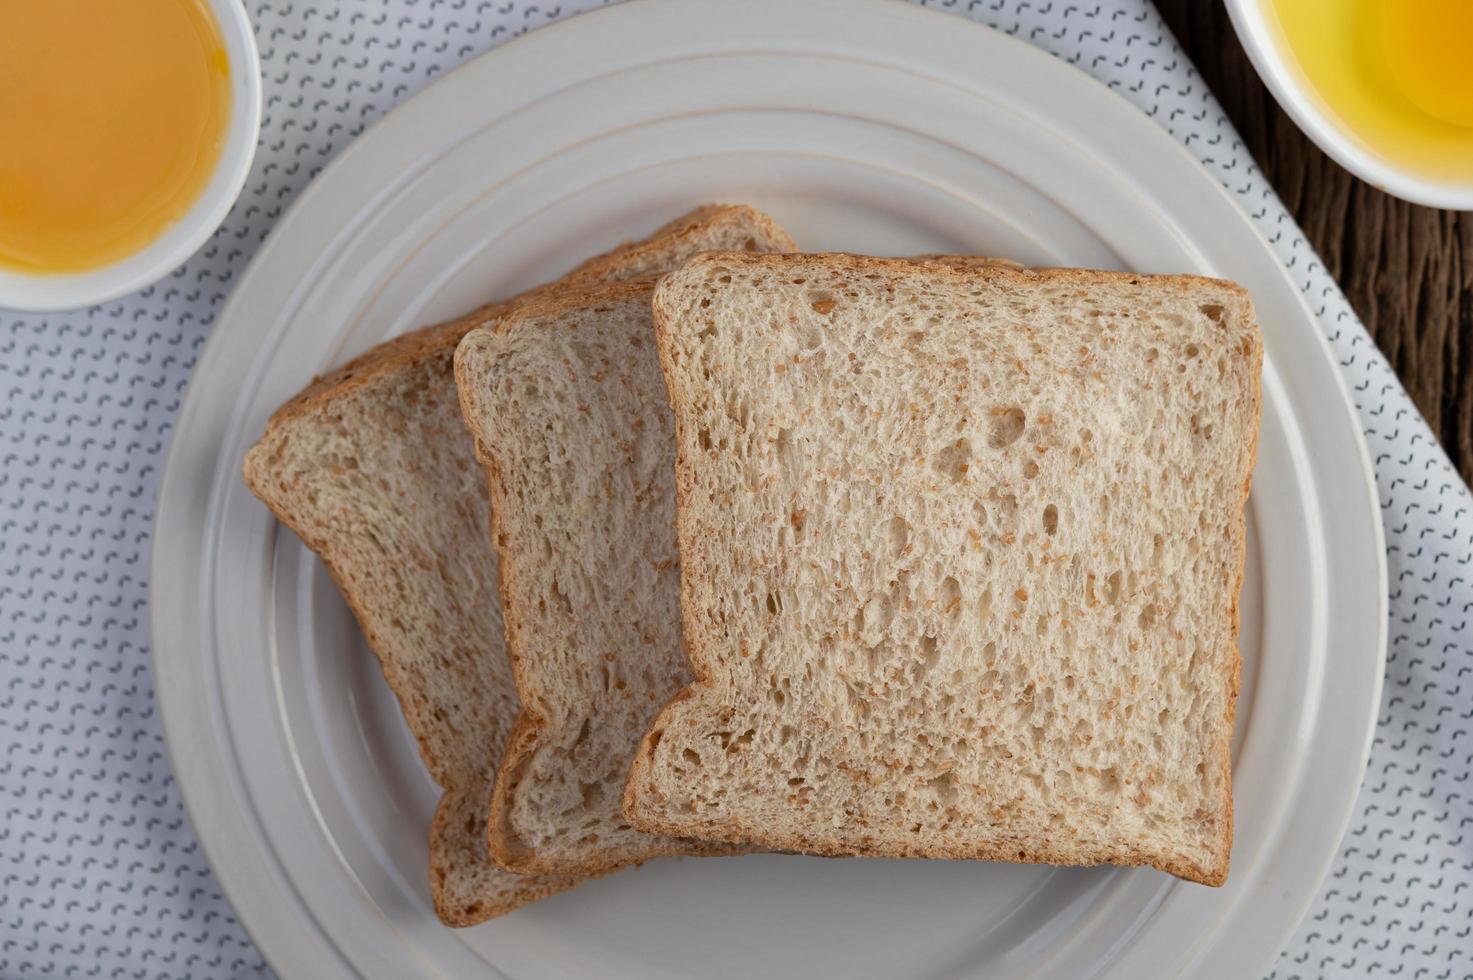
[150,2,1387,977]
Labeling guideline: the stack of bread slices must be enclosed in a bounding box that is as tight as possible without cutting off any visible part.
[244,204,1261,926]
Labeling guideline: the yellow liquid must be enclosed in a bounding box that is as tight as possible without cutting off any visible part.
[0,0,231,273]
[1267,0,1473,183]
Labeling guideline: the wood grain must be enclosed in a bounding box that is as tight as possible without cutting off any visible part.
[1155,0,1473,485]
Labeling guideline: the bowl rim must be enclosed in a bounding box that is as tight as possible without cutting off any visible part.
[1223,0,1473,212]
[0,0,263,312]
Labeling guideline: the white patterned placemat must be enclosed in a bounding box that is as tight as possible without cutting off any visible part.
[2,2,1469,978]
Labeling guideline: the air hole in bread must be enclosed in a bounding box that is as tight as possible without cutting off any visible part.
[549,578,572,615]
[927,771,958,804]
[988,406,1026,448]
[698,427,712,451]
[1139,603,1158,628]
[887,516,910,556]
[790,507,806,535]
[807,290,837,315]
[918,635,940,674]
[990,490,1018,525]
[727,395,750,430]
[933,438,971,482]
[1104,571,1123,604]
[682,748,701,768]
[1200,303,1225,324]
[940,576,961,617]
[1185,343,1201,359]
[1043,504,1059,535]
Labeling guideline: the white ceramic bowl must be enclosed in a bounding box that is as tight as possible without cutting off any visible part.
[1225,0,1473,211]
[0,0,262,312]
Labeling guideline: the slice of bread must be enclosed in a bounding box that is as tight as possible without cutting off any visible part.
[624,252,1262,886]
[241,205,796,925]
[453,277,732,876]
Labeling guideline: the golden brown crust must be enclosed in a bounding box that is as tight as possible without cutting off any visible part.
[623,796,1225,882]
[429,784,580,925]
[647,249,1251,300]
[560,205,797,285]
[1207,289,1264,888]
[257,303,510,438]
[484,712,545,871]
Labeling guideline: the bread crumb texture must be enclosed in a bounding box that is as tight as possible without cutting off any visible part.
[454,208,796,876]
[459,282,706,873]
[244,205,796,921]
[626,253,1262,886]
[244,342,576,922]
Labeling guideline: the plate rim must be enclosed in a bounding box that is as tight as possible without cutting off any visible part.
[150,1,1388,977]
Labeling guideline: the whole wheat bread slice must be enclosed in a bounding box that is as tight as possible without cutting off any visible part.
[452,277,737,876]
[452,252,999,877]
[241,205,796,925]
[623,252,1261,885]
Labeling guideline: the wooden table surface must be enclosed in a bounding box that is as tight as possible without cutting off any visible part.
[1156,1,1473,486]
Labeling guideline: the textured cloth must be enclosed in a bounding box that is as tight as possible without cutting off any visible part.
[1,2,1469,978]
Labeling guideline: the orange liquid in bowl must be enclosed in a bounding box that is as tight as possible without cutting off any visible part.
[1267,0,1473,184]
[0,0,232,274]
